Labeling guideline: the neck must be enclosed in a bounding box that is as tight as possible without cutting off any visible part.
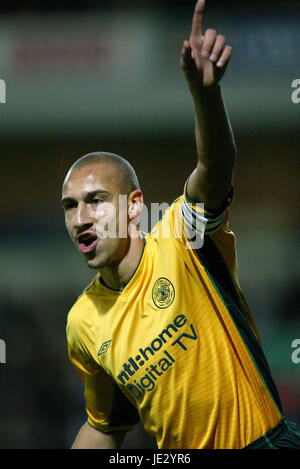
[99,234,144,291]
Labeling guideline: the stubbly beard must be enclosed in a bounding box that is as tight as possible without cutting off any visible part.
[83,246,112,270]
[83,237,128,270]
[86,254,111,270]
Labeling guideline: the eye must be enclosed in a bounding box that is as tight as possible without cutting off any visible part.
[91,198,103,205]
[63,202,76,211]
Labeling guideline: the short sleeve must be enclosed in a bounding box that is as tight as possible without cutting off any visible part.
[67,321,140,433]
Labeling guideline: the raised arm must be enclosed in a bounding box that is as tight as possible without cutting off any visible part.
[181,0,236,212]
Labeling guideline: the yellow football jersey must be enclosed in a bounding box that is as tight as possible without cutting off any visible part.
[66,185,283,449]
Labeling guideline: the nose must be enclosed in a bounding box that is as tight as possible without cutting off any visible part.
[74,202,93,230]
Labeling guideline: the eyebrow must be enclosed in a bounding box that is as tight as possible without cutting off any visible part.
[60,189,110,207]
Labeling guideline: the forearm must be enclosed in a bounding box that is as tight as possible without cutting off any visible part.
[190,83,236,181]
[71,421,126,449]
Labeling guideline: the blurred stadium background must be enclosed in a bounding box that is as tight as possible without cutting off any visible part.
[0,0,299,449]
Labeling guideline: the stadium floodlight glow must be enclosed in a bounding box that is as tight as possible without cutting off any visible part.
[0,79,6,103]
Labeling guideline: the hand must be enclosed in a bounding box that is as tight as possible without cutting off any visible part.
[181,0,232,90]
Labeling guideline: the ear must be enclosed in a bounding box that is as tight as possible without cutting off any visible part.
[128,190,144,221]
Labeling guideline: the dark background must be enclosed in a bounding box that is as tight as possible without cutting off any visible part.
[0,0,299,449]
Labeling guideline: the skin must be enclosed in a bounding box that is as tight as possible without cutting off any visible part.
[62,162,144,291]
[181,0,235,211]
[67,0,235,449]
[71,422,126,449]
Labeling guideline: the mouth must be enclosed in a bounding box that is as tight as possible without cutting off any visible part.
[77,232,98,254]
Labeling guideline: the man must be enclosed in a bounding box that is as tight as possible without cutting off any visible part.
[62,1,300,449]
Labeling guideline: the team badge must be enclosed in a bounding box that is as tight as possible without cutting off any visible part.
[152,277,175,309]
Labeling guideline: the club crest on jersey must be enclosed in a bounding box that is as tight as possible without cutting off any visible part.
[152,277,175,309]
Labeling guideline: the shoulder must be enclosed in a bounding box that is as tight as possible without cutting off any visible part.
[66,275,99,349]
[66,283,101,375]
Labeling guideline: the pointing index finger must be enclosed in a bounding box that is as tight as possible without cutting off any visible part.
[190,0,206,38]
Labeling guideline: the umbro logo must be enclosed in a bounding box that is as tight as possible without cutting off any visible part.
[98,340,112,356]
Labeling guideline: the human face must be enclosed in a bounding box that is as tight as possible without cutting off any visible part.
[61,163,130,270]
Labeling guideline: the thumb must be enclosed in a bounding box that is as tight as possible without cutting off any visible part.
[180,40,199,86]
[180,40,194,71]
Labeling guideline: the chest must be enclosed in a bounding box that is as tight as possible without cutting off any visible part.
[93,247,227,400]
